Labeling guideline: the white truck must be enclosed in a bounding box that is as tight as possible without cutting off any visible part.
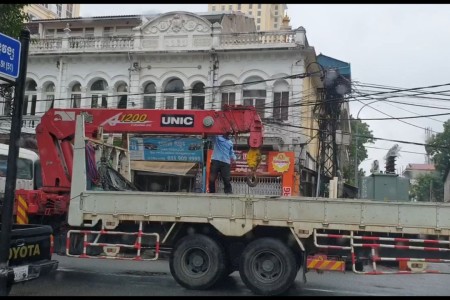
[16,107,450,295]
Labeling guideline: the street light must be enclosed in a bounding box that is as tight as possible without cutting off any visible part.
[354,99,383,194]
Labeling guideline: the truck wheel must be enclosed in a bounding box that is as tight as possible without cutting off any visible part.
[169,234,226,290]
[239,238,297,296]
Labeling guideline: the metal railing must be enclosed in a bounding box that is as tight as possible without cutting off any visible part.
[29,30,300,53]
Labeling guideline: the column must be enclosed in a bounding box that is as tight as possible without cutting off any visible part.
[36,87,43,115]
[211,22,222,49]
[294,26,306,47]
[107,87,114,108]
[129,70,141,108]
[265,86,273,118]
[81,87,88,109]
[155,87,163,109]
[184,86,190,110]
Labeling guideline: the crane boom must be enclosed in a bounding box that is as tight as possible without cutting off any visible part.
[36,105,264,193]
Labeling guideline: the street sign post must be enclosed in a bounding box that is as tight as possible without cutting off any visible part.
[0,32,22,80]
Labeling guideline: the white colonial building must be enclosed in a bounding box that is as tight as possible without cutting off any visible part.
[0,11,330,195]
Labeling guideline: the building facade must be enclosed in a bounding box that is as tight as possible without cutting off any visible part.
[0,11,329,195]
[24,4,81,20]
[402,163,436,185]
[207,4,288,31]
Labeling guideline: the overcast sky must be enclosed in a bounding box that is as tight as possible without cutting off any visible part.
[80,4,450,174]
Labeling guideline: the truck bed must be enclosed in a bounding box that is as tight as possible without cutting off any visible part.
[68,191,450,237]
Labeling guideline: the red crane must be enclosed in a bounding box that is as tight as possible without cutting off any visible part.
[17,105,264,218]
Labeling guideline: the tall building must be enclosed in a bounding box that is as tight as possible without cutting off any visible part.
[23,4,80,20]
[207,4,288,31]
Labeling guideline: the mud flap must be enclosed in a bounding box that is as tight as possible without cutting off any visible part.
[302,252,307,283]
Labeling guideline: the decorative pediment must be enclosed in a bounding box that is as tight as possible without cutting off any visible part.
[141,12,212,35]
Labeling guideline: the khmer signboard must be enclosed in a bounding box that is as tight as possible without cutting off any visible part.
[0,32,21,79]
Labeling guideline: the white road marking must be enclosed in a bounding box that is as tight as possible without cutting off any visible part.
[303,287,378,296]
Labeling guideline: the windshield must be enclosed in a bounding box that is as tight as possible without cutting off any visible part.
[34,160,42,189]
[0,154,34,180]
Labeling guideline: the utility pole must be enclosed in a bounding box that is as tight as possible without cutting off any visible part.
[0,28,30,296]
[316,68,344,197]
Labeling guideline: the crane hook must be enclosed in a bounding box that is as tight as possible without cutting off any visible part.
[245,148,262,187]
[246,170,259,187]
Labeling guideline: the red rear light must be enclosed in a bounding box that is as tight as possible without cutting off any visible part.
[50,234,54,256]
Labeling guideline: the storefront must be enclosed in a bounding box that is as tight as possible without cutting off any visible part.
[206,149,299,196]
[129,136,204,192]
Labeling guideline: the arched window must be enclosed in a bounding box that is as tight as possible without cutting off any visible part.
[23,79,37,115]
[273,80,289,121]
[191,82,205,110]
[116,83,128,109]
[44,83,55,111]
[242,76,266,118]
[90,79,108,108]
[71,83,81,108]
[164,78,184,110]
[220,80,235,109]
[143,82,156,109]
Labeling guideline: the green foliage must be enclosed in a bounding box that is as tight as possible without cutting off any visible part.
[410,173,444,202]
[0,4,29,38]
[426,120,450,180]
[342,116,375,186]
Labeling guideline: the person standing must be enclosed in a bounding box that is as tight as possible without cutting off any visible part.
[208,133,236,194]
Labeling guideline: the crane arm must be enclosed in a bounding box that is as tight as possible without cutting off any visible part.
[36,105,264,191]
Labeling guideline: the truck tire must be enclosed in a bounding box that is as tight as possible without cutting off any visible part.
[169,234,226,290]
[239,237,297,296]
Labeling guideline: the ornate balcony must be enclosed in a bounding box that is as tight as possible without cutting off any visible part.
[29,28,306,54]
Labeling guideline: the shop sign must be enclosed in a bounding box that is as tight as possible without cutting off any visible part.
[272,153,291,173]
[129,137,203,162]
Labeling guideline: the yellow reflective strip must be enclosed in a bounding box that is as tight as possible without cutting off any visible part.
[331,262,343,270]
[18,195,28,209]
[17,217,28,224]
[17,206,27,217]
[16,205,29,224]
[308,260,318,268]
[17,213,28,224]
[319,261,330,269]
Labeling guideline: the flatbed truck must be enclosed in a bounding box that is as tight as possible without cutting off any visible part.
[16,107,450,295]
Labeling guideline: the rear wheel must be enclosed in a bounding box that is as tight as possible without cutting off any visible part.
[239,237,298,296]
[169,234,226,290]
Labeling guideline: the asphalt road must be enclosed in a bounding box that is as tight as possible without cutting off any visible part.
[9,254,450,296]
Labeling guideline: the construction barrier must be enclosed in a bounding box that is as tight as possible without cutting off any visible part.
[66,221,160,261]
[313,229,450,275]
[306,254,345,272]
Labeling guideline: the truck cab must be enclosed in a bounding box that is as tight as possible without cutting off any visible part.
[0,143,41,204]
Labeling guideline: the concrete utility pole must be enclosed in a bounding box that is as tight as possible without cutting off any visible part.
[0,28,30,296]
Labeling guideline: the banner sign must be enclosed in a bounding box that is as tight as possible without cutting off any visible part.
[129,137,203,162]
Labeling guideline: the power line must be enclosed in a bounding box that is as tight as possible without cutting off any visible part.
[351,86,436,131]
[365,145,427,156]
[264,120,448,150]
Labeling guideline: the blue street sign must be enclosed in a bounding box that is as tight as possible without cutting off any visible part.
[0,32,21,79]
